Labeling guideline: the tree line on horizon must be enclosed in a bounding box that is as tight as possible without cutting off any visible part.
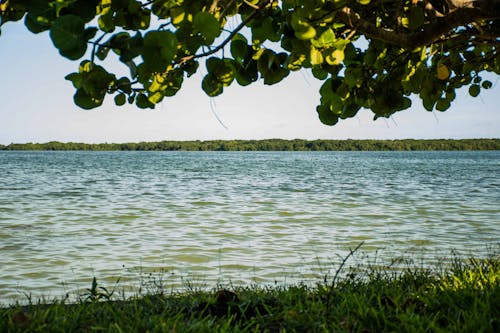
[0,139,499,151]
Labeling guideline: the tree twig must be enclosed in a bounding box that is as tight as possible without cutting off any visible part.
[177,0,272,65]
[337,5,500,49]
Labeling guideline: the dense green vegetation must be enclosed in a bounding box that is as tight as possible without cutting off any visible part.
[1,1,498,124]
[1,139,499,151]
[2,254,499,332]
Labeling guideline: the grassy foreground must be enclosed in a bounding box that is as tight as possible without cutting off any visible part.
[1,255,499,332]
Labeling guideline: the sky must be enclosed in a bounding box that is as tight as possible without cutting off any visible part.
[0,21,499,145]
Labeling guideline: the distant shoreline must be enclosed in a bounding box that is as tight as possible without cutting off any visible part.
[1,139,499,151]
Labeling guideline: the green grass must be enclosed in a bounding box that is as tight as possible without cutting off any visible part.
[1,253,499,332]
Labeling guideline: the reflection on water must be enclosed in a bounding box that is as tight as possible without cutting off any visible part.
[0,151,499,301]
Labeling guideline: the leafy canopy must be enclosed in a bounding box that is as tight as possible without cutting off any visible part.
[1,0,498,125]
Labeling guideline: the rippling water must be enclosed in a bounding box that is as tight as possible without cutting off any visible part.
[0,151,499,301]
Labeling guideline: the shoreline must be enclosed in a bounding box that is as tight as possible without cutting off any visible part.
[1,138,500,151]
[2,254,498,331]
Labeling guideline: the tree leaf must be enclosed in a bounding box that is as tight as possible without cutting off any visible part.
[74,89,102,109]
[114,93,126,106]
[325,49,344,65]
[469,84,480,97]
[436,98,450,111]
[202,73,223,97]
[49,15,87,60]
[316,104,339,125]
[481,80,492,89]
[193,12,220,44]
[311,29,335,49]
[310,47,324,66]
[231,39,248,61]
[136,93,155,109]
[291,13,316,40]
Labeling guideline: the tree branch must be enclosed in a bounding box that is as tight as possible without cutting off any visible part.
[337,4,500,48]
[178,0,272,65]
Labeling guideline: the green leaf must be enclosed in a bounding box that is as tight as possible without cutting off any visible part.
[481,80,492,89]
[96,44,111,61]
[231,39,248,61]
[83,27,98,41]
[252,17,279,44]
[193,12,220,44]
[341,103,361,119]
[257,51,290,85]
[206,57,223,73]
[181,60,199,77]
[311,66,328,80]
[114,93,126,106]
[325,49,344,65]
[65,73,82,89]
[445,90,456,101]
[316,104,339,126]
[59,0,98,23]
[422,97,435,111]
[142,31,178,72]
[148,92,164,104]
[98,12,115,32]
[117,77,132,94]
[202,73,223,97]
[24,13,50,33]
[291,13,316,40]
[404,6,425,30]
[136,93,155,109]
[344,67,363,88]
[144,31,177,63]
[310,47,324,66]
[49,15,87,60]
[206,58,235,86]
[74,89,102,109]
[469,84,480,97]
[235,61,258,86]
[311,29,335,49]
[169,7,185,25]
[436,98,450,111]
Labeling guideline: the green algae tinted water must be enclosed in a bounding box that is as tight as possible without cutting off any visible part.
[0,151,499,301]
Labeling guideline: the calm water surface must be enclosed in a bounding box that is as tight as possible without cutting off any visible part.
[0,151,499,301]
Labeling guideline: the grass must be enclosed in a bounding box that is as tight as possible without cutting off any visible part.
[1,251,499,332]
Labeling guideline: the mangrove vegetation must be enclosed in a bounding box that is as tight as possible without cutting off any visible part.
[1,138,499,151]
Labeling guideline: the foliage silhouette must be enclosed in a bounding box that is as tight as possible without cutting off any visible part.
[1,0,498,124]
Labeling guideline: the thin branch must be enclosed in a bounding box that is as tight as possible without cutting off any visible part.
[90,33,108,64]
[209,0,219,14]
[325,242,364,316]
[220,0,238,18]
[140,0,157,8]
[336,5,500,49]
[243,0,260,10]
[178,0,272,65]
[158,18,172,30]
[423,0,445,17]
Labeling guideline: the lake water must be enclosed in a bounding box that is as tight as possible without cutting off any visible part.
[0,151,499,302]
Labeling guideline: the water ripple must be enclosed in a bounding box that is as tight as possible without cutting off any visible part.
[0,151,498,302]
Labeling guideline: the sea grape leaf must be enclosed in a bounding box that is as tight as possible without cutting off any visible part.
[114,93,126,106]
[231,39,248,61]
[49,15,87,60]
[136,93,155,109]
[311,28,335,49]
[316,104,339,126]
[469,84,480,97]
[202,73,223,97]
[193,12,220,44]
[74,88,103,109]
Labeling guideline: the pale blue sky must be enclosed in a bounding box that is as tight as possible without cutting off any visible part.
[0,22,498,145]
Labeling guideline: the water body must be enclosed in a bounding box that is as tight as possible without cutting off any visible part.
[0,151,499,301]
